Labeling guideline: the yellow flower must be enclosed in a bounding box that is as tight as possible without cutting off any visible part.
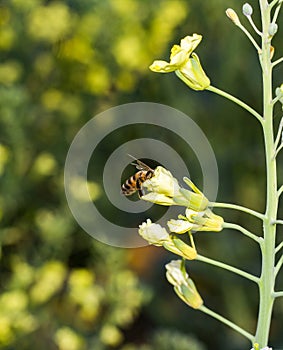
[176,177,209,211]
[141,166,182,206]
[167,219,194,234]
[149,34,210,91]
[167,207,223,235]
[185,208,224,232]
[143,166,180,197]
[165,260,203,309]
[138,219,197,260]
[138,219,170,246]
[141,168,209,212]
[150,34,202,71]
[166,236,197,260]
[139,192,176,206]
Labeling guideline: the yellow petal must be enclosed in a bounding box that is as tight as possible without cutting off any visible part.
[170,49,187,66]
[141,192,175,206]
[167,219,194,234]
[180,34,202,53]
[149,60,177,72]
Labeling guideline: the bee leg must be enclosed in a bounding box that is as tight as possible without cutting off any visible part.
[136,179,144,198]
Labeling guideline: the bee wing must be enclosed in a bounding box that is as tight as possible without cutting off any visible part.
[127,154,153,172]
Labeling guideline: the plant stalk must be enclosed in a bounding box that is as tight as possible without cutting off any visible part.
[196,254,259,283]
[200,305,254,342]
[254,1,278,347]
[209,201,265,220]
[207,86,263,124]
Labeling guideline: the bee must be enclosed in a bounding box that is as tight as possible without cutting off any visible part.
[121,156,154,197]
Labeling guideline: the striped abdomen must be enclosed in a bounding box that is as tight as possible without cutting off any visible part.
[121,170,153,197]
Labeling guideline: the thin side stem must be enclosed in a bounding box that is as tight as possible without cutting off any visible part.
[273,291,283,297]
[275,240,283,254]
[199,305,255,342]
[278,185,283,197]
[269,0,280,9]
[238,22,262,52]
[196,254,259,283]
[247,16,262,36]
[189,232,196,250]
[274,142,283,158]
[209,201,265,220]
[274,117,283,150]
[272,56,283,67]
[272,220,283,225]
[207,86,263,124]
[271,95,281,105]
[275,253,283,277]
[271,0,282,24]
[223,222,261,243]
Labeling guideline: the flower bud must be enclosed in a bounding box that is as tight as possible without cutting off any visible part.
[276,84,283,98]
[165,260,186,285]
[178,177,209,211]
[171,236,197,260]
[163,238,197,260]
[276,84,283,110]
[242,3,253,16]
[268,23,278,36]
[226,8,241,26]
[165,260,203,309]
[178,188,209,211]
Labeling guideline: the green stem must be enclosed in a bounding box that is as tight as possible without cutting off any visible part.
[207,85,263,124]
[255,1,278,347]
[271,0,282,24]
[247,15,262,36]
[272,219,283,225]
[277,185,283,197]
[189,232,196,250]
[274,142,283,158]
[199,305,255,342]
[272,56,283,67]
[271,95,281,105]
[223,222,261,243]
[273,291,283,297]
[274,117,283,150]
[209,201,265,220]
[238,22,261,51]
[275,240,283,254]
[196,254,259,283]
[274,253,283,277]
[269,0,280,9]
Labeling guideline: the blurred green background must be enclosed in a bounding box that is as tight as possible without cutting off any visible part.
[1,0,283,349]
